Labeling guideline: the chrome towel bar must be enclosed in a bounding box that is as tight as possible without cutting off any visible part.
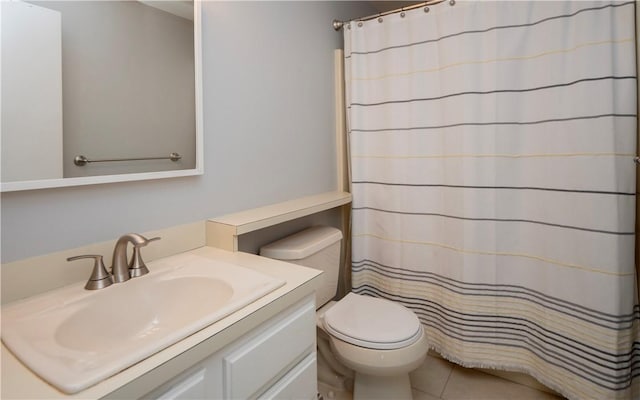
[73,152,181,166]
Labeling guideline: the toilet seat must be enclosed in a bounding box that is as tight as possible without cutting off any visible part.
[323,293,422,350]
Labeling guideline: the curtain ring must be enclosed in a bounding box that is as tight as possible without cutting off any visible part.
[449,0,456,5]
[634,156,640,164]
[400,11,406,18]
[357,21,363,27]
[424,6,430,13]
[378,17,383,23]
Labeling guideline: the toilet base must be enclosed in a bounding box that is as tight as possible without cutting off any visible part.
[353,372,412,400]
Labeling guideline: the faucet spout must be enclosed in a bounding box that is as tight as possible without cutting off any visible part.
[111,233,151,283]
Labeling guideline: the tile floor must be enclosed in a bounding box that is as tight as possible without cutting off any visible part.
[409,355,564,400]
[319,354,565,400]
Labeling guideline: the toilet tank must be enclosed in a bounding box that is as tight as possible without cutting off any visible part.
[260,226,343,308]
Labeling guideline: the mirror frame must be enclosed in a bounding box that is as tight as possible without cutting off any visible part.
[0,1,204,192]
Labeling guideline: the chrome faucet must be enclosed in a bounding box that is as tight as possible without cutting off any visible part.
[67,233,160,289]
[111,233,160,283]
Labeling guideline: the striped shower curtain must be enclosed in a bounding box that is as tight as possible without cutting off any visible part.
[344,2,639,399]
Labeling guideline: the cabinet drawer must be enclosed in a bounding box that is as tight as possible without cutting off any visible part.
[223,299,316,399]
[258,353,317,400]
[145,368,206,400]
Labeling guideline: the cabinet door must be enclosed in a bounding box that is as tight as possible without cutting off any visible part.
[222,298,316,399]
[258,353,317,400]
[148,369,206,400]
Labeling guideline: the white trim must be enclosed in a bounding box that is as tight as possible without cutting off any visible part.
[334,49,347,193]
[0,169,202,192]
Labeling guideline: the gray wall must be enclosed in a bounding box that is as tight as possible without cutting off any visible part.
[0,1,374,263]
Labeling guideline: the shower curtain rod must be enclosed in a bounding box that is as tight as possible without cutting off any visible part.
[332,0,450,31]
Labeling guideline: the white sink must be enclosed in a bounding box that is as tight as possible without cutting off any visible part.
[1,250,285,394]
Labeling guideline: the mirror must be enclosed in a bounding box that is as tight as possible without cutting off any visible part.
[1,0,203,192]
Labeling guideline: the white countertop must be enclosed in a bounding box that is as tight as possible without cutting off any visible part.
[1,246,322,399]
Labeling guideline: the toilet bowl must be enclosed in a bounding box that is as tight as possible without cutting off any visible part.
[322,292,428,399]
[260,226,428,400]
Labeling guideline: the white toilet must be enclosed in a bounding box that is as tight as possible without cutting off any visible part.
[260,226,428,400]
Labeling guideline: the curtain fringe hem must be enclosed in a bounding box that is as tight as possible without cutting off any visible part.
[430,344,576,400]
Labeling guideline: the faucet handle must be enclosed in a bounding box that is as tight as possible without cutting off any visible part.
[128,236,161,278]
[67,254,113,290]
[144,236,161,245]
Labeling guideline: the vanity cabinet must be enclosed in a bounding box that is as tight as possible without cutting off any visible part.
[144,296,317,400]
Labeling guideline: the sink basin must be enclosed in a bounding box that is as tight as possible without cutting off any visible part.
[1,250,285,394]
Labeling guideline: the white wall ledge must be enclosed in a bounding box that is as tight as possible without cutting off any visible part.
[206,191,352,251]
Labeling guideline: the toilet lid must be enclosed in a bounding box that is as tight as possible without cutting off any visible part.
[323,293,423,350]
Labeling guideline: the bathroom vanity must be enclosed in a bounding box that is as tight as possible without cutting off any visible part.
[1,247,322,399]
[143,295,316,400]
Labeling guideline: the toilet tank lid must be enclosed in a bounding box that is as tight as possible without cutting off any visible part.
[259,226,343,260]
